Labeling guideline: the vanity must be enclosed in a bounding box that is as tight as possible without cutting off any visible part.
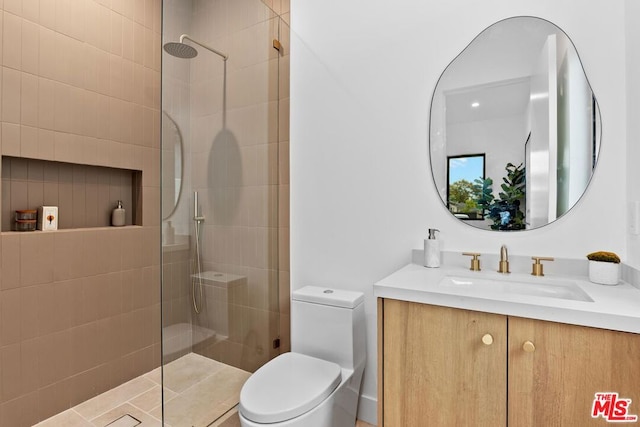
[374,260,640,426]
[374,12,640,426]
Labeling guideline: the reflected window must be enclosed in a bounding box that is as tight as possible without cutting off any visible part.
[447,154,485,220]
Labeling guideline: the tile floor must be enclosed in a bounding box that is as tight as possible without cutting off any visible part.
[34,353,250,427]
[34,352,375,427]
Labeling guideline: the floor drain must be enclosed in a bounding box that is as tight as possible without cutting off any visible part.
[105,414,141,427]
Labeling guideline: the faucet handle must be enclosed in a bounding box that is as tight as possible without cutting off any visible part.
[531,256,554,277]
[462,252,482,271]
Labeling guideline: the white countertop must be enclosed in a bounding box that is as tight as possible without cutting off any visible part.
[374,263,640,334]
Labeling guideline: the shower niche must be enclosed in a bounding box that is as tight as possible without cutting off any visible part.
[1,156,143,231]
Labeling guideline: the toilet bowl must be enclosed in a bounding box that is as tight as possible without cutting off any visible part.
[238,286,366,427]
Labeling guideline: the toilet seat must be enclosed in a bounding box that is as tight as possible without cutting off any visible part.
[239,352,342,424]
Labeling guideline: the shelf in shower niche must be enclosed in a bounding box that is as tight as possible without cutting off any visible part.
[1,156,143,231]
[0,225,143,236]
[191,271,247,288]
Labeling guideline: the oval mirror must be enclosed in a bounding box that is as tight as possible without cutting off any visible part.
[162,111,183,219]
[430,16,601,231]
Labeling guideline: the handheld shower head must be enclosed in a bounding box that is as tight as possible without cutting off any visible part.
[163,34,228,61]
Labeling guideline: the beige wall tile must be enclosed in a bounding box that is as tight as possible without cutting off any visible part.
[4,0,21,16]
[22,0,39,23]
[39,0,55,30]
[0,343,23,401]
[37,77,54,130]
[38,26,55,80]
[0,13,3,66]
[278,226,289,272]
[111,10,123,56]
[71,321,99,374]
[38,329,72,386]
[20,125,38,158]
[3,12,21,70]
[94,2,111,52]
[1,235,20,290]
[278,141,289,184]
[20,232,54,286]
[39,378,72,421]
[0,288,21,345]
[20,285,39,340]
[95,46,111,96]
[53,230,84,281]
[20,338,40,394]
[20,72,38,127]
[278,97,289,142]
[109,54,124,100]
[2,67,20,124]
[26,180,43,207]
[8,176,27,210]
[0,390,40,426]
[134,0,145,26]
[21,19,38,75]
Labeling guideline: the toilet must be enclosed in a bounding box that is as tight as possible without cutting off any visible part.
[239,286,366,427]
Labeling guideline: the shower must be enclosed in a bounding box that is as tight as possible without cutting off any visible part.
[164,33,227,315]
[161,1,288,425]
[163,34,228,61]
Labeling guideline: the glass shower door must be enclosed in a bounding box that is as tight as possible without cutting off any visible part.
[161,0,286,425]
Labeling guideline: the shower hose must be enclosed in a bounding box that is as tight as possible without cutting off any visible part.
[192,216,204,314]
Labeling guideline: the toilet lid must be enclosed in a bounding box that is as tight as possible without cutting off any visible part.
[239,352,342,423]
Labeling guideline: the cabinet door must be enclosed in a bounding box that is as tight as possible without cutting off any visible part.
[508,317,640,426]
[381,299,507,426]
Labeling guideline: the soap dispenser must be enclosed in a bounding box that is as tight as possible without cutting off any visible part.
[111,200,125,227]
[424,228,441,268]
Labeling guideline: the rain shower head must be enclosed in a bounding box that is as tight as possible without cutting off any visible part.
[163,42,198,59]
[163,34,228,61]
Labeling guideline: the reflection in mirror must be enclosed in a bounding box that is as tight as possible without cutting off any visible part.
[430,16,601,231]
[162,111,183,219]
[447,154,485,220]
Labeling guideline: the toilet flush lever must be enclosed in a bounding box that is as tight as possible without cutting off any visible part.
[531,256,554,276]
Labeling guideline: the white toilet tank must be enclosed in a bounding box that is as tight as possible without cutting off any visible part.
[291,286,366,371]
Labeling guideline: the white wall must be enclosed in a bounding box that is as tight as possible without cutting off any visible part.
[291,1,628,424]
[626,0,640,269]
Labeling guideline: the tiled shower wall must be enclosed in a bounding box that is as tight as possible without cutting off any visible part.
[0,1,161,426]
[162,0,290,377]
[184,0,290,373]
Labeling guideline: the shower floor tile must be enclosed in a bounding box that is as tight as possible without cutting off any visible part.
[34,353,250,427]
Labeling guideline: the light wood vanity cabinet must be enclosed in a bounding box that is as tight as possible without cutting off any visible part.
[378,298,640,427]
[508,316,640,426]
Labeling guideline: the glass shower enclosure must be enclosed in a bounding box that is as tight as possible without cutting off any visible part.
[161,0,288,425]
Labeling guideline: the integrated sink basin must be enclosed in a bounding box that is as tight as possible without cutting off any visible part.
[438,274,594,302]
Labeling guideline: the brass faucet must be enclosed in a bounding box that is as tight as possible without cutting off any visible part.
[498,245,510,273]
[531,256,554,276]
[462,252,481,271]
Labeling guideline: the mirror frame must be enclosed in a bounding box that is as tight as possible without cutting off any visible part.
[428,16,601,232]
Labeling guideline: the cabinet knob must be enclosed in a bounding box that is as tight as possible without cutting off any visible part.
[482,333,493,345]
[522,340,536,353]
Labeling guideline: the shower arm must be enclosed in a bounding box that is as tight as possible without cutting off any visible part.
[180,34,228,61]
